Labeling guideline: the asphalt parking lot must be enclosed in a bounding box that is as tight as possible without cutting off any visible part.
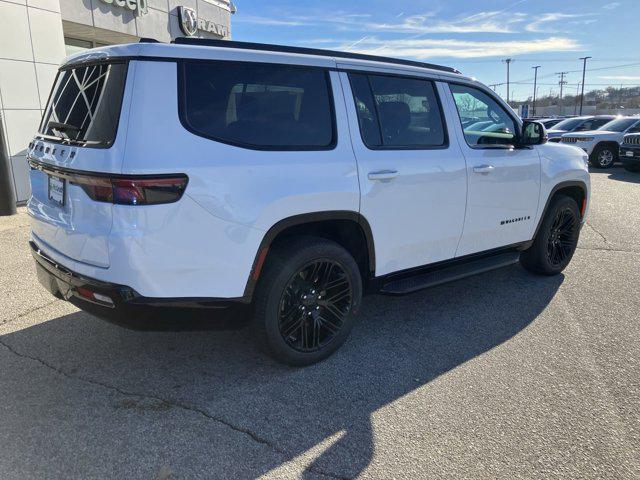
[0,167,639,479]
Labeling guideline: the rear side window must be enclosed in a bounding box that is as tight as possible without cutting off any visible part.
[180,61,335,150]
[39,62,127,148]
[349,73,446,149]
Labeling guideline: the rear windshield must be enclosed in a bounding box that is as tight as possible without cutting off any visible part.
[180,61,335,150]
[39,62,127,147]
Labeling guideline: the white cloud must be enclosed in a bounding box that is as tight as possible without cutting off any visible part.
[236,10,530,34]
[341,37,581,59]
[344,11,530,34]
[526,13,593,32]
[602,2,621,9]
[233,15,309,26]
[599,75,640,80]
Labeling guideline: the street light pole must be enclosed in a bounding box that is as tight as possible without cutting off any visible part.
[579,56,592,115]
[531,65,541,117]
[502,58,514,104]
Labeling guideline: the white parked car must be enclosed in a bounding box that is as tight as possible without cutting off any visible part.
[546,115,615,142]
[28,39,590,365]
[561,116,640,168]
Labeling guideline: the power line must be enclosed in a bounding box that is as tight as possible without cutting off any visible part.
[491,62,640,88]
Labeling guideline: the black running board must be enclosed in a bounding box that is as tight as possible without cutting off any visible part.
[379,251,520,295]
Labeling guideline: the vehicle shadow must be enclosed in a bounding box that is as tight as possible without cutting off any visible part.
[0,265,563,478]
[606,166,640,183]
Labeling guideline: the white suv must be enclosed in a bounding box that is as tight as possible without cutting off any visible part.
[28,39,590,365]
[561,116,640,168]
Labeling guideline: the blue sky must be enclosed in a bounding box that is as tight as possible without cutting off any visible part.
[231,0,640,102]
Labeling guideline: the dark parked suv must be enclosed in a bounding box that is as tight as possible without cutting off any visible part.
[620,134,640,172]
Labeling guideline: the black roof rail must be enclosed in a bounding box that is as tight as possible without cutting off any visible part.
[139,37,160,43]
[171,37,461,75]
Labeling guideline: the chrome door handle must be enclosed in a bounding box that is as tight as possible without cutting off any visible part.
[368,170,398,181]
[473,164,495,174]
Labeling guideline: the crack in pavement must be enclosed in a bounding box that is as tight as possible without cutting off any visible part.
[577,246,640,254]
[0,338,351,480]
[1,299,62,327]
[585,221,613,249]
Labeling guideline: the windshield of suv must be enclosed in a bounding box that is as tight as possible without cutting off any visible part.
[38,62,127,147]
[552,118,586,130]
[598,117,639,132]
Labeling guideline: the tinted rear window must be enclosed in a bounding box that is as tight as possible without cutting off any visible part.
[180,61,335,150]
[348,72,446,149]
[39,62,127,147]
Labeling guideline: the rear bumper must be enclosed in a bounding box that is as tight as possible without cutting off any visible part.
[31,240,248,329]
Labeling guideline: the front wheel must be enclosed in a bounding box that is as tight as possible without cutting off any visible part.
[520,195,581,276]
[252,236,363,366]
[590,144,617,169]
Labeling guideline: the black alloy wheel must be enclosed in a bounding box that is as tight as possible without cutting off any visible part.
[546,206,578,268]
[252,236,363,366]
[278,260,352,352]
[520,194,581,276]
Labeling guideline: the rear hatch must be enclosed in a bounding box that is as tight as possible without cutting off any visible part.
[28,61,129,268]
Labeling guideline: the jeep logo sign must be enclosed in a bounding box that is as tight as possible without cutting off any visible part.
[99,0,148,15]
[178,6,229,37]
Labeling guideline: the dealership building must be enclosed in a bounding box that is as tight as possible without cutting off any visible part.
[0,0,233,204]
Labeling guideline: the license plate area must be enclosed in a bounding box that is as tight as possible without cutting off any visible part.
[48,175,65,206]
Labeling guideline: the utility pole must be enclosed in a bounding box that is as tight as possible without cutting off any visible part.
[531,65,541,117]
[502,59,514,104]
[556,71,568,116]
[579,56,591,115]
[574,82,581,115]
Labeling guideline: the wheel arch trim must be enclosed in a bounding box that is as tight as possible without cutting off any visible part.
[533,180,588,240]
[243,211,375,299]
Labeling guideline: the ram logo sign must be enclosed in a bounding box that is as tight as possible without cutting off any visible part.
[178,6,198,36]
[177,6,229,37]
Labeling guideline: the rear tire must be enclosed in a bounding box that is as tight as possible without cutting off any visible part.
[520,195,581,276]
[590,144,617,169]
[252,236,363,366]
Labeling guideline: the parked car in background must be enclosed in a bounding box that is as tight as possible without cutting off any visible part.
[537,118,563,129]
[561,116,640,168]
[620,133,640,172]
[28,39,590,365]
[547,115,615,142]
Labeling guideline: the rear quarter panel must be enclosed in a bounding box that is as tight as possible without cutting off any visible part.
[118,61,359,297]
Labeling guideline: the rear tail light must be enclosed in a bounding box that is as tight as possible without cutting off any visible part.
[27,159,188,205]
[77,176,189,205]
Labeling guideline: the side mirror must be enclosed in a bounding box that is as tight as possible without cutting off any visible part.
[520,120,547,146]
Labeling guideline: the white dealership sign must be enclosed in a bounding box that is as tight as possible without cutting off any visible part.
[99,0,148,15]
